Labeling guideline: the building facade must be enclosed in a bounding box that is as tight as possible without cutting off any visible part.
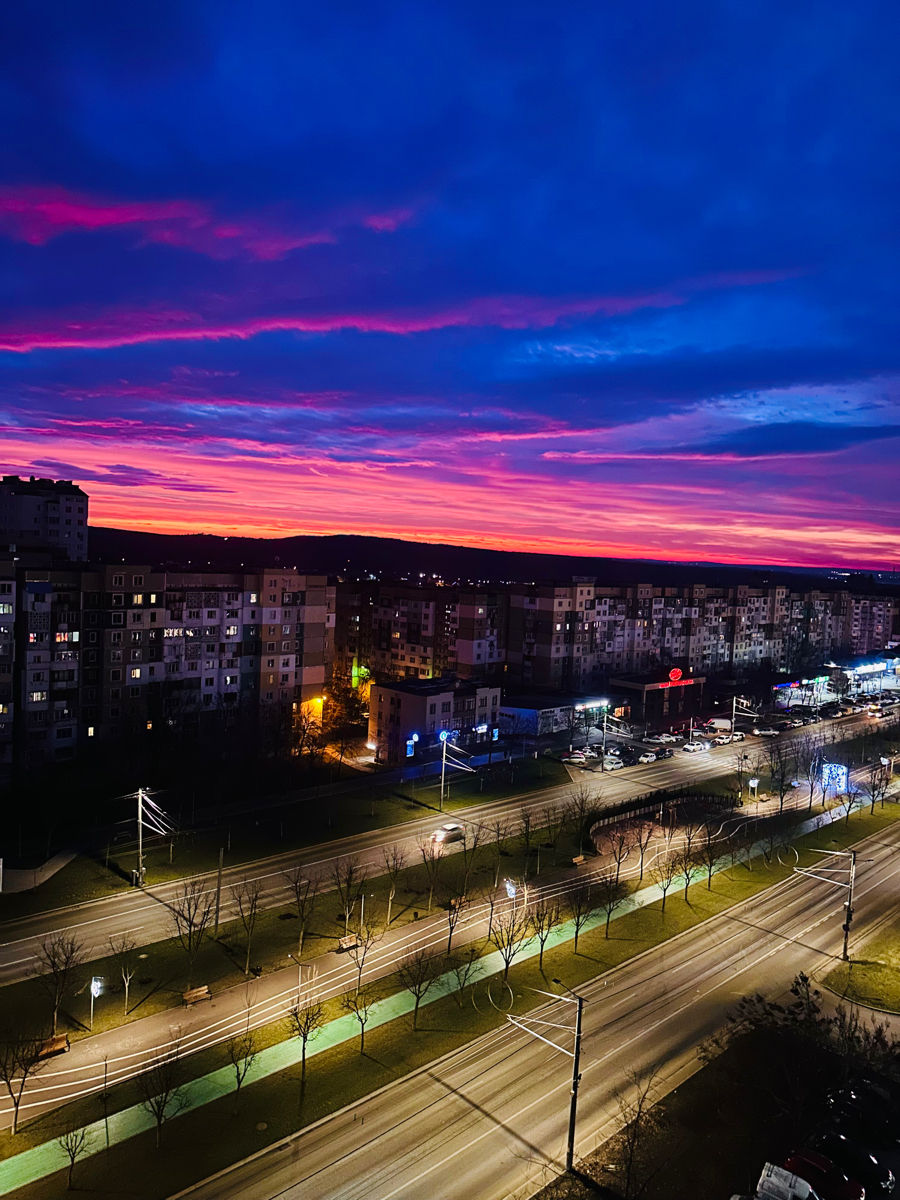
[368,676,502,765]
[0,558,332,784]
[0,475,88,561]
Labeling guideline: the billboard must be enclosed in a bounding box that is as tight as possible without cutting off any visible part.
[820,762,849,792]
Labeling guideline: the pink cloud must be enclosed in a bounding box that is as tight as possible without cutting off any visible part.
[0,290,688,353]
[0,186,412,262]
[362,208,415,232]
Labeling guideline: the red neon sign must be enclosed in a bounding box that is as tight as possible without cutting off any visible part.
[669,667,683,682]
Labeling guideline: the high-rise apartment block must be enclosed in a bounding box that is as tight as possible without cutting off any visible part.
[334,579,898,694]
[0,475,88,561]
[0,557,331,784]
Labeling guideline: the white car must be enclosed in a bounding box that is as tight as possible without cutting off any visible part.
[644,735,665,745]
[431,823,464,845]
[712,734,732,745]
[581,746,598,758]
[561,751,586,763]
[603,756,624,770]
[637,751,657,764]
[656,733,679,743]
[752,727,780,737]
[730,731,746,741]
[681,740,708,753]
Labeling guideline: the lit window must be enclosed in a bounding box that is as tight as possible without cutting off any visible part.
[130,668,141,680]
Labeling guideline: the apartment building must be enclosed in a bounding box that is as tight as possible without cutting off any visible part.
[0,475,88,561]
[1,561,331,783]
[336,577,898,701]
[335,582,506,685]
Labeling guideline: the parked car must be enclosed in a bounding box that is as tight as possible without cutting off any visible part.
[681,740,707,753]
[656,747,674,759]
[431,823,465,846]
[638,751,657,764]
[826,1078,900,1139]
[806,1132,895,1195]
[657,733,680,743]
[783,1149,865,1200]
[802,715,820,724]
[644,735,666,745]
[730,730,746,741]
[561,750,586,763]
[581,746,598,758]
[603,756,624,770]
[712,733,732,745]
[787,718,806,727]
[753,726,781,737]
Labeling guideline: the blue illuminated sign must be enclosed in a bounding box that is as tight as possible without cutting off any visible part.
[821,762,849,792]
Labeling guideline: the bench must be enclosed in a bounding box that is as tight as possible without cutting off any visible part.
[182,985,211,1006]
[571,855,586,867]
[338,934,361,952]
[39,1033,70,1058]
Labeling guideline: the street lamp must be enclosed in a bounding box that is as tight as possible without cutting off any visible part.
[552,979,585,1174]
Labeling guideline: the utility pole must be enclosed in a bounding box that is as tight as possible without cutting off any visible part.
[842,848,856,962]
[795,847,861,962]
[440,732,449,811]
[136,787,145,886]
[506,980,587,1176]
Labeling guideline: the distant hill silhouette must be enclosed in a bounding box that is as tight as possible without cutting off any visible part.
[86,526,893,593]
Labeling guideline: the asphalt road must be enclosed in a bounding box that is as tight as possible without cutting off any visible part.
[171,818,900,1200]
[0,713,882,987]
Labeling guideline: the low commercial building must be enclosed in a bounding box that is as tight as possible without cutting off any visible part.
[368,676,501,765]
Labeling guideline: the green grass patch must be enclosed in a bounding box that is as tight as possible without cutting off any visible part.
[821,919,900,1012]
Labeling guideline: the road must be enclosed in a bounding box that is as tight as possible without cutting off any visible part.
[0,712,884,986]
[171,818,900,1200]
[0,763,853,1131]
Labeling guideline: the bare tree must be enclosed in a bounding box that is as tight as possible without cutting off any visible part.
[346,921,382,993]
[380,844,407,928]
[677,847,698,902]
[396,948,440,1030]
[541,803,565,866]
[108,934,137,1016]
[231,878,263,976]
[341,984,377,1053]
[0,1032,45,1134]
[595,873,627,937]
[600,825,633,885]
[458,823,483,896]
[518,806,534,876]
[32,932,84,1035]
[168,879,214,988]
[795,734,823,811]
[650,851,679,912]
[225,1030,259,1107]
[612,1064,666,1200]
[630,820,655,881]
[697,823,722,889]
[564,783,603,853]
[446,893,468,954]
[416,836,443,914]
[283,867,320,955]
[331,855,366,936]
[566,882,596,954]
[486,816,512,887]
[488,905,534,980]
[529,897,562,969]
[448,946,482,1006]
[286,997,326,1093]
[57,1123,91,1189]
[861,761,892,814]
[765,740,797,814]
[138,1042,189,1149]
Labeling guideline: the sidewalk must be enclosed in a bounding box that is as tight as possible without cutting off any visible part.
[0,799,854,1196]
[1,853,78,894]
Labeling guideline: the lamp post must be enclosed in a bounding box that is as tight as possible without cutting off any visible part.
[90,976,103,1031]
[552,979,585,1173]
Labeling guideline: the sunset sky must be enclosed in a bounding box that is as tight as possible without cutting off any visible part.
[2,2,899,569]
